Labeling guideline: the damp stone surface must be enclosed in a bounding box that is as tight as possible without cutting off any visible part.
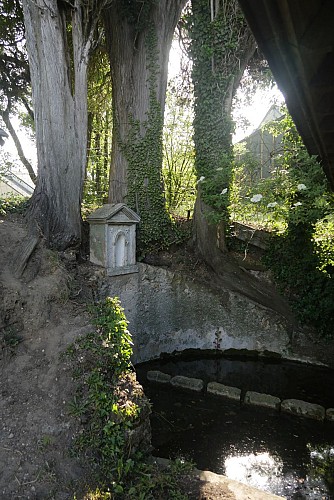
[207,382,241,401]
[244,391,281,410]
[281,399,325,421]
[170,375,204,392]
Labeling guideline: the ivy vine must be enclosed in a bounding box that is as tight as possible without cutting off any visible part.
[188,0,251,225]
[116,23,173,254]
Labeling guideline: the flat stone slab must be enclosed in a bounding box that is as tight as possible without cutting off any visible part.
[170,375,204,392]
[326,408,334,422]
[244,391,281,410]
[207,382,241,401]
[198,469,284,499]
[281,399,325,421]
[154,457,284,499]
[147,370,171,384]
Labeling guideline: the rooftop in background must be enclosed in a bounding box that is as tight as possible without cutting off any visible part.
[0,171,34,198]
[236,104,284,179]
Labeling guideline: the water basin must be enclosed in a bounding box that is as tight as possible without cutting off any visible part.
[136,353,334,499]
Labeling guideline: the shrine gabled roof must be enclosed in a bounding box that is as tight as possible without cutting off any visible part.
[87,203,140,224]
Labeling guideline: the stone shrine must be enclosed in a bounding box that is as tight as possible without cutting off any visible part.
[87,203,140,276]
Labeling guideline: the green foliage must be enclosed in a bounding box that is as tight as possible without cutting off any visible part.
[307,445,334,491]
[117,0,157,33]
[122,109,172,253]
[67,297,138,487]
[230,151,290,231]
[0,194,29,215]
[0,0,30,109]
[83,458,193,499]
[234,110,334,335]
[67,297,194,498]
[83,51,112,211]
[313,215,334,276]
[163,73,196,218]
[231,111,332,230]
[118,27,175,254]
[187,0,252,226]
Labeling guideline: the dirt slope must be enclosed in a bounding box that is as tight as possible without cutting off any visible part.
[0,215,93,499]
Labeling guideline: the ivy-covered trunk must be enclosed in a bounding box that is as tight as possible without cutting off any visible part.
[190,0,255,266]
[103,0,186,250]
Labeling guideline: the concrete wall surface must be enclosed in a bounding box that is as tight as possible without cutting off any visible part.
[99,263,291,363]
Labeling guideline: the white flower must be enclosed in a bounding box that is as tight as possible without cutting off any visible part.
[267,202,278,208]
[196,176,205,184]
[250,194,263,203]
[297,183,307,191]
[293,201,302,207]
[220,188,228,195]
[216,167,224,171]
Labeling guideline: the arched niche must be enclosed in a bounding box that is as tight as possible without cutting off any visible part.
[114,231,128,268]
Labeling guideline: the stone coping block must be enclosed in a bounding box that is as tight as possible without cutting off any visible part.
[207,382,241,401]
[326,408,334,422]
[281,399,325,421]
[147,370,171,384]
[244,391,281,410]
[170,375,204,392]
[153,457,284,499]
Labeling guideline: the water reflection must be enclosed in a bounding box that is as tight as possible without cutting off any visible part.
[223,449,330,498]
[137,380,334,498]
[308,444,334,495]
[136,357,334,499]
[224,451,283,492]
[137,355,334,407]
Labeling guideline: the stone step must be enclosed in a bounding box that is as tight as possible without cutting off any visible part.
[244,391,281,410]
[207,382,241,401]
[170,375,204,392]
[147,370,171,384]
[281,399,325,421]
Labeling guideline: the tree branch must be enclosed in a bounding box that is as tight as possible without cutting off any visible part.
[1,109,37,185]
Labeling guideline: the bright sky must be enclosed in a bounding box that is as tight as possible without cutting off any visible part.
[232,85,285,143]
[168,40,286,144]
[0,115,37,187]
[1,43,285,186]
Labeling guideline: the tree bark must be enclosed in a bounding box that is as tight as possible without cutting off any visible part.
[104,0,187,205]
[191,0,256,265]
[22,0,92,250]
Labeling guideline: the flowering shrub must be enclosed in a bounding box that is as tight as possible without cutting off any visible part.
[229,110,334,334]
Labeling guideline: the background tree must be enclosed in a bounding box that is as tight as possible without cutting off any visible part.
[103,0,187,251]
[22,0,109,250]
[84,50,113,211]
[163,51,196,218]
[0,0,36,184]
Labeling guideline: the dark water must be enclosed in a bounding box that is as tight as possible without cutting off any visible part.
[136,355,334,499]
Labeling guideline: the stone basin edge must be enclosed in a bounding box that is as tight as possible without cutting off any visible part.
[146,370,334,422]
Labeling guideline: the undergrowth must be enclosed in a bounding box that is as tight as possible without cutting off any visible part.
[232,111,334,336]
[66,297,193,498]
[0,195,30,215]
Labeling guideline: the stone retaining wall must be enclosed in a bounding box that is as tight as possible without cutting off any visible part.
[100,263,292,364]
[147,370,334,422]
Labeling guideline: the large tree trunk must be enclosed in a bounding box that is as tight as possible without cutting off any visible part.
[103,0,186,247]
[22,0,90,250]
[190,0,256,265]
